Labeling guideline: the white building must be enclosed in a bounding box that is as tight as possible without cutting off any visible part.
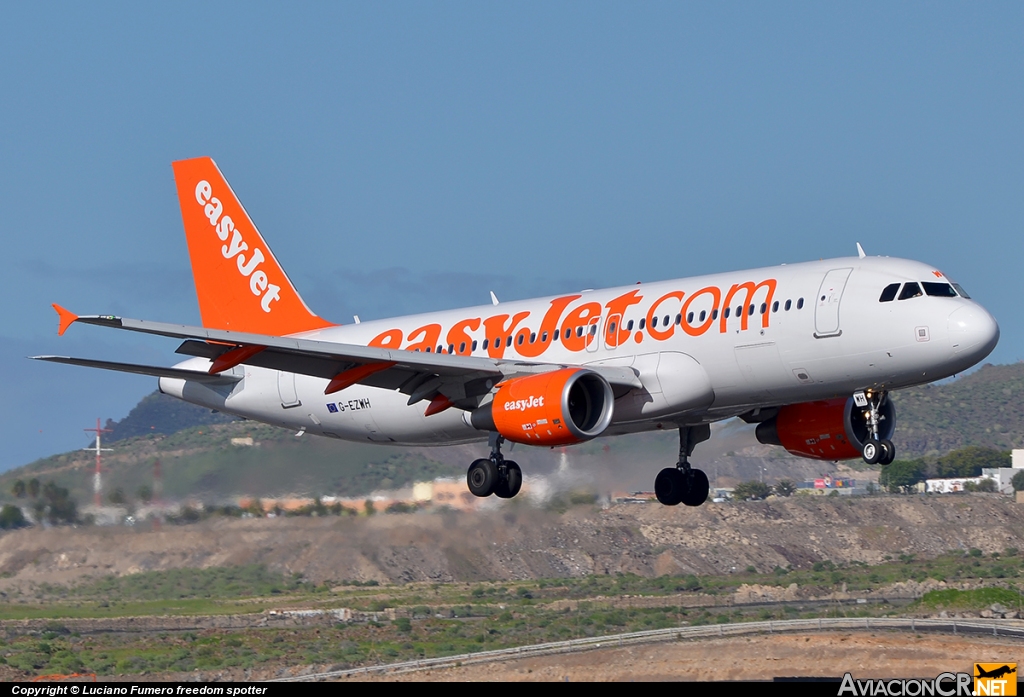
[926,449,1024,495]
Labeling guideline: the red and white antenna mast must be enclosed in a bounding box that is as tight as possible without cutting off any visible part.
[83,418,112,507]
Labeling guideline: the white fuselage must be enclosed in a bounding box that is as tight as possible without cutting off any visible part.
[158,256,999,446]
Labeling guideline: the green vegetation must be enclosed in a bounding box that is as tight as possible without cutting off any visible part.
[935,446,1010,477]
[732,481,771,501]
[9,479,78,525]
[0,504,27,530]
[879,460,926,493]
[3,550,1022,679]
[917,587,1024,610]
[773,479,796,497]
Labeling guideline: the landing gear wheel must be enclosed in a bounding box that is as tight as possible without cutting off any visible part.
[862,441,881,465]
[682,469,710,507]
[655,468,687,506]
[494,461,522,499]
[878,439,896,466]
[467,458,498,497]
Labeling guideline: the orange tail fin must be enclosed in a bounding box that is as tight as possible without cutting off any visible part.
[171,157,333,336]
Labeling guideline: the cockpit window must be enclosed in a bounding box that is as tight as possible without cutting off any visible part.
[879,283,900,302]
[951,282,971,299]
[922,282,957,298]
[898,282,923,300]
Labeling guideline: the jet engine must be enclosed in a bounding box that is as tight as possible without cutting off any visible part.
[470,368,614,446]
[754,396,895,460]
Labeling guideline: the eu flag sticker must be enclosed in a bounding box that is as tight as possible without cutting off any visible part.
[326,403,338,413]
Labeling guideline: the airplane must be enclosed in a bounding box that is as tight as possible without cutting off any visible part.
[35,157,1000,506]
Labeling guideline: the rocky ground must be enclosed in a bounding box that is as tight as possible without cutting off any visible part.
[0,494,1019,590]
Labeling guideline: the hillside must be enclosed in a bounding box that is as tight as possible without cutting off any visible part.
[2,363,1020,506]
[0,495,1020,587]
[890,362,1024,456]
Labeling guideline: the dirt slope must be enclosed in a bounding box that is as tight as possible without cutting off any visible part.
[0,495,1019,589]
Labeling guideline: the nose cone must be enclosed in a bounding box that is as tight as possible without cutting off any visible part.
[948,305,999,363]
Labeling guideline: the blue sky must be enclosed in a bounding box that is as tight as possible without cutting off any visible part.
[1,3,1021,469]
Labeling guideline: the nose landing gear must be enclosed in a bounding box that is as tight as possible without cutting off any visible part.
[856,390,895,466]
[655,425,711,507]
[467,434,522,499]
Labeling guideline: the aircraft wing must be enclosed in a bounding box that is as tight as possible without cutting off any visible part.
[32,356,241,385]
[45,308,641,408]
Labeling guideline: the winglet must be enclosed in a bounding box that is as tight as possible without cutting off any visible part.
[856,242,867,258]
[52,304,78,336]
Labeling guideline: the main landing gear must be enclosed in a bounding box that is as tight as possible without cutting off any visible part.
[467,434,523,499]
[856,390,896,466]
[655,425,712,507]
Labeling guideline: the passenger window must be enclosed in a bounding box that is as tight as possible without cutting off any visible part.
[663,315,670,326]
[748,304,755,316]
[712,309,718,320]
[878,283,900,302]
[735,305,742,317]
[797,298,804,309]
[424,347,431,352]
[922,282,957,298]
[639,318,646,330]
[724,307,731,319]
[459,342,466,353]
[506,336,513,347]
[675,313,682,325]
[530,332,536,343]
[627,319,634,331]
[785,299,792,311]
[772,301,779,313]
[899,282,923,300]
[448,344,455,353]
[517,335,524,345]
[437,345,443,353]
[552,331,559,342]
[760,303,766,314]
[590,325,598,335]
[650,316,657,328]
[608,321,617,333]
[699,310,706,322]
[541,332,548,342]
[576,326,584,337]
[687,312,694,323]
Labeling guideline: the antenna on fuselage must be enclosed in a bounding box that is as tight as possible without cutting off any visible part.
[489,291,499,306]
[856,242,867,258]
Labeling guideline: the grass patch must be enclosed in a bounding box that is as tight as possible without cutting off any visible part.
[917,587,1024,610]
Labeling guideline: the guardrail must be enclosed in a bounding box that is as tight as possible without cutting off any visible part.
[271,616,1024,682]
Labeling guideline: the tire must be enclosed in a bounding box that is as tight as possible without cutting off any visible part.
[494,462,523,499]
[862,441,881,465]
[878,439,896,466]
[682,469,710,507]
[655,468,687,506]
[467,458,498,497]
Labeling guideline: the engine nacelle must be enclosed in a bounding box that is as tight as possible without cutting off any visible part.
[755,396,896,460]
[469,368,614,446]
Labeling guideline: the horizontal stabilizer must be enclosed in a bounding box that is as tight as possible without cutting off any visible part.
[31,356,241,384]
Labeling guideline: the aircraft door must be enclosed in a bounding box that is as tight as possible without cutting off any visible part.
[814,268,853,338]
[604,314,622,351]
[277,370,302,408]
[586,316,601,353]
